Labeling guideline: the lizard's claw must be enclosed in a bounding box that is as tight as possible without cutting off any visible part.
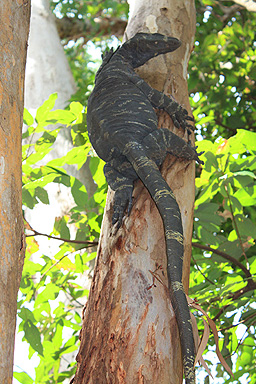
[112,186,133,228]
[168,103,195,135]
[194,149,205,165]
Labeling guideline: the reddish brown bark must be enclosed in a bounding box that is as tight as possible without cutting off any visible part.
[0,1,30,383]
[74,1,196,383]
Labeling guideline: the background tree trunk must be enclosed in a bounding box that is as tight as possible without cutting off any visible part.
[74,1,196,383]
[23,0,96,245]
[0,1,31,383]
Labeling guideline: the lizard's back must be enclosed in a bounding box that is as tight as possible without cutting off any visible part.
[87,63,158,162]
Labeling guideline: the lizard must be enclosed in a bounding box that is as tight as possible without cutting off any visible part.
[87,32,203,384]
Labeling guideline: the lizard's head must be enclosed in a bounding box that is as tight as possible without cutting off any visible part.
[119,32,181,68]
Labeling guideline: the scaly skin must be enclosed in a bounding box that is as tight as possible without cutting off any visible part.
[87,33,203,384]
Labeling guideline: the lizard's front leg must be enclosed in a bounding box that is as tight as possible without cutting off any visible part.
[143,128,204,165]
[131,76,194,134]
[104,157,137,228]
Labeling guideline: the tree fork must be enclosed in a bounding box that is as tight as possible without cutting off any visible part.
[74,1,196,383]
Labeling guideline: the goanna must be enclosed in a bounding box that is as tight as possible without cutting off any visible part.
[87,32,203,384]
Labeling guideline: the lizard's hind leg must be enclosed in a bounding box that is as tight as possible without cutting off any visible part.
[104,157,138,228]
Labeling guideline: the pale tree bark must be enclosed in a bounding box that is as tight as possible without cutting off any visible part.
[0,1,31,383]
[229,0,256,12]
[24,0,96,233]
[23,0,78,243]
[74,1,196,383]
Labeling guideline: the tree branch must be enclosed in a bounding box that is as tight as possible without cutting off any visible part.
[55,15,127,42]
[191,254,215,285]
[224,184,249,266]
[213,281,256,321]
[24,218,98,247]
[229,0,256,12]
[26,229,98,247]
[192,242,256,321]
[192,242,252,278]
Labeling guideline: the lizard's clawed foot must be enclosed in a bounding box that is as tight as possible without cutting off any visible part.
[112,186,133,228]
[168,104,195,135]
[194,149,205,165]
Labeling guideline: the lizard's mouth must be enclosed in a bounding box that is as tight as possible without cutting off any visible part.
[151,36,181,54]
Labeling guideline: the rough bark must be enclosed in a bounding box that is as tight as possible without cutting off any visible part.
[74,1,196,383]
[0,1,31,383]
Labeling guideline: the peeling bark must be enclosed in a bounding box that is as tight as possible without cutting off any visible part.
[74,1,196,383]
[0,1,31,383]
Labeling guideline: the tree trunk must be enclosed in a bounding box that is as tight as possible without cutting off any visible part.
[74,1,196,383]
[0,1,31,383]
[24,0,96,241]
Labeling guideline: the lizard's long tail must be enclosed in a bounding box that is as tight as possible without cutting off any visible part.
[124,141,196,384]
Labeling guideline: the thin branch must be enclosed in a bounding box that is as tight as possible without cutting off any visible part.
[228,0,256,12]
[24,218,98,247]
[191,254,216,285]
[213,282,256,321]
[215,118,237,132]
[26,229,98,246]
[224,185,249,266]
[213,2,243,24]
[192,242,252,278]
[55,15,127,42]
[219,312,256,332]
[61,284,85,308]
[39,254,69,282]
[232,320,256,357]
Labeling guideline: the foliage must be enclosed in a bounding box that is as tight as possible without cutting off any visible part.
[188,3,256,382]
[51,0,128,24]
[190,0,256,140]
[191,130,256,383]
[18,94,107,383]
[14,1,255,384]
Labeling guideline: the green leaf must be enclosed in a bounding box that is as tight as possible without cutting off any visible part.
[35,187,49,204]
[35,93,58,123]
[23,108,34,126]
[13,372,33,384]
[22,126,35,140]
[89,156,106,188]
[195,176,220,205]
[227,129,256,155]
[23,319,44,356]
[19,307,36,323]
[45,109,76,125]
[35,284,60,307]
[47,144,90,168]
[194,203,223,226]
[22,189,36,209]
[235,215,256,238]
[234,184,256,206]
[71,177,88,207]
[52,320,63,349]
[54,216,70,240]
[23,173,59,190]
[69,101,84,124]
